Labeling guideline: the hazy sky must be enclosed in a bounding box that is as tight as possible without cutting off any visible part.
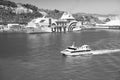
[10,0,120,14]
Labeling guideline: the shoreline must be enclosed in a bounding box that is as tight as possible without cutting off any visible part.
[0,28,120,34]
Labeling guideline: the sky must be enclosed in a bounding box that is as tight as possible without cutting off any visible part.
[10,0,120,14]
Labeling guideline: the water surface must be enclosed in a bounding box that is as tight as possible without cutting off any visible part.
[0,30,120,80]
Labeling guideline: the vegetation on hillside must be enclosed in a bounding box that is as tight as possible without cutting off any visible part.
[0,0,17,7]
[0,0,43,24]
[0,7,43,24]
[73,13,110,24]
[0,0,115,25]
[22,4,38,11]
[0,0,64,24]
[41,9,64,19]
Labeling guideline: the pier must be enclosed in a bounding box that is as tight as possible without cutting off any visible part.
[51,20,67,32]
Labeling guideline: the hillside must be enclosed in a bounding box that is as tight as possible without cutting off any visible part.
[0,0,44,24]
[73,12,118,24]
[0,0,65,24]
[0,0,117,25]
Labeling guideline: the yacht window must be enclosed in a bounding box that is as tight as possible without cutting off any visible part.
[68,47,76,50]
[40,20,45,23]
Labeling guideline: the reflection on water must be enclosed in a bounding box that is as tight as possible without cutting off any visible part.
[0,30,120,80]
[27,33,52,48]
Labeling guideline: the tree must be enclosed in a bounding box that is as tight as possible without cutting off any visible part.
[54,9,60,13]
[22,4,38,11]
[0,0,17,7]
[105,18,110,22]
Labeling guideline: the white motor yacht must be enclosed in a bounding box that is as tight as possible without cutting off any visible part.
[61,43,92,56]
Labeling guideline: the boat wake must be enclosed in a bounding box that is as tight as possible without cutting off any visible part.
[91,49,120,55]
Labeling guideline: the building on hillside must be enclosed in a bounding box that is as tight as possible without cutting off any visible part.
[26,12,81,33]
[53,12,79,32]
[54,20,68,32]
[97,16,108,22]
[0,25,3,32]
[26,16,57,33]
[7,23,19,28]
[6,23,26,32]
[96,16,120,29]
[0,22,8,32]
[60,12,75,21]
[0,25,9,32]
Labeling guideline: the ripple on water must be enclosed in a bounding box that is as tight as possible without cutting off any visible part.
[91,38,120,50]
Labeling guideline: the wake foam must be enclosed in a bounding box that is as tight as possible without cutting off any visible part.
[91,49,120,55]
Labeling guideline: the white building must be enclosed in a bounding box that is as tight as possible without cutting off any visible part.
[7,23,19,28]
[26,17,57,28]
[0,25,10,31]
[98,16,108,21]
[60,12,75,21]
[96,16,120,26]
[56,12,80,31]
[26,16,57,33]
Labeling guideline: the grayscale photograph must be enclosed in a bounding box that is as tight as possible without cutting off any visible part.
[0,0,120,80]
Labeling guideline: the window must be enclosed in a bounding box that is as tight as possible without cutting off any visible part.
[40,20,45,23]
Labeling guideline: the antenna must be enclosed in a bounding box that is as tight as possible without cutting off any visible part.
[72,42,75,47]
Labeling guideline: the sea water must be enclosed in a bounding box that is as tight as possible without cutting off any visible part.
[0,29,120,80]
